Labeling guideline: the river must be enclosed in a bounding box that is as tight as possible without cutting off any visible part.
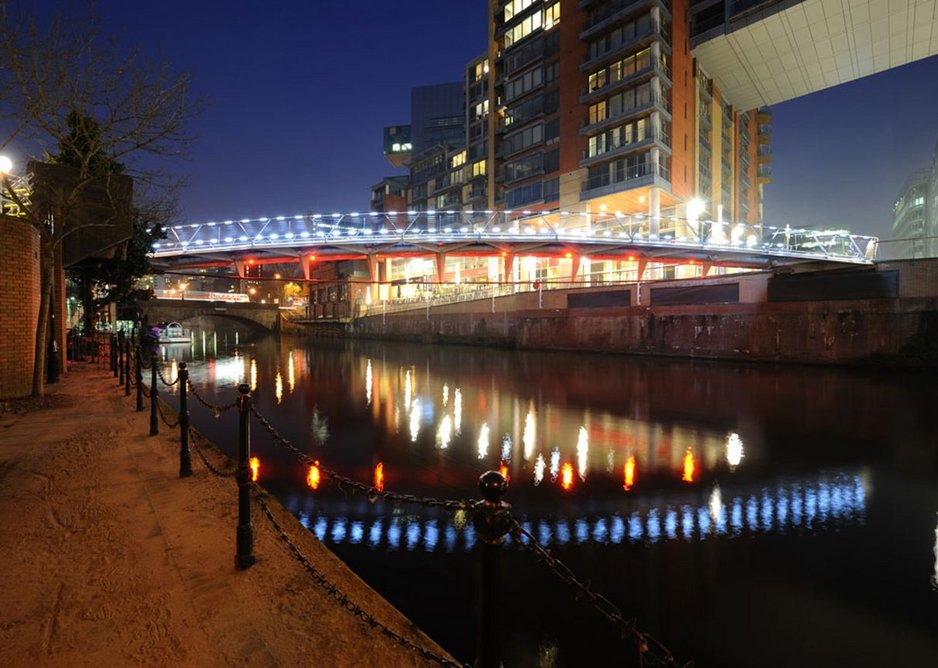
[153,329,938,667]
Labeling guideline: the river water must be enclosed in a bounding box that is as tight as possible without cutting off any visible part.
[155,330,938,667]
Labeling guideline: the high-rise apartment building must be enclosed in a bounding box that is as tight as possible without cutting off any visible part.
[374,0,771,233]
[475,0,769,228]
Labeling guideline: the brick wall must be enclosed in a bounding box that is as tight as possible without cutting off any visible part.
[0,218,40,399]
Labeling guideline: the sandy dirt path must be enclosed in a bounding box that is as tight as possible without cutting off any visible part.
[0,362,459,667]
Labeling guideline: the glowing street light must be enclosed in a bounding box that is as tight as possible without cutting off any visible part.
[0,155,12,214]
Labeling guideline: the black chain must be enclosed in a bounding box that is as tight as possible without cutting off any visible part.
[157,364,180,387]
[253,489,469,668]
[190,432,236,478]
[508,519,689,668]
[250,404,472,512]
[156,400,180,428]
[186,379,240,413]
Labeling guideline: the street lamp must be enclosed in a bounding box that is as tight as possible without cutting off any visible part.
[179,282,188,301]
[0,155,12,214]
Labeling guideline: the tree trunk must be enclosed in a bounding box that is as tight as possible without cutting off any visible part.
[32,236,55,397]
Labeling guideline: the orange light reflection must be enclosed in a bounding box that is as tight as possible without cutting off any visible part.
[499,463,510,484]
[374,462,385,492]
[623,456,636,490]
[682,449,695,483]
[307,463,321,490]
[561,463,574,491]
[249,456,260,482]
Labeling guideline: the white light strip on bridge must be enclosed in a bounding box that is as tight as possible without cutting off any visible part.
[152,211,878,263]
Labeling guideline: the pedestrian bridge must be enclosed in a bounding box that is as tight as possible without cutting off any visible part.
[150,211,877,277]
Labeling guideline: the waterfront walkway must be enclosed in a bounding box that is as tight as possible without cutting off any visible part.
[0,361,454,667]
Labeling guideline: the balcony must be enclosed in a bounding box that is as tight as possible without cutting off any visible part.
[580,161,670,199]
[580,0,670,41]
[581,93,671,137]
[757,145,772,163]
[580,57,670,104]
[580,25,671,73]
[580,127,670,168]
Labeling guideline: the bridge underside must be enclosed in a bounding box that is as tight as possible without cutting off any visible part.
[693,0,938,110]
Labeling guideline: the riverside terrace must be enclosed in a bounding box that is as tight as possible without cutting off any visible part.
[149,210,878,276]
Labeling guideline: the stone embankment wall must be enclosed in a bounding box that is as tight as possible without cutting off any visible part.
[0,219,41,399]
[345,259,938,367]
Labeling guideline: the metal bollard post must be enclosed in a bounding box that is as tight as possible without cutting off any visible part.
[135,346,144,411]
[473,471,512,668]
[235,383,256,570]
[149,353,159,436]
[124,340,131,397]
[178,362,192,478]
[118,333,125,384]
[111,334,118,376]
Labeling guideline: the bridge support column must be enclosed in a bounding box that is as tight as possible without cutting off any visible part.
[502,253,514,291]
[636,257,648,283]
[701,261,713,277]
[435,252,446,286]
[367,254,380,306]
[648,187,661,239]
[569,253,581,283]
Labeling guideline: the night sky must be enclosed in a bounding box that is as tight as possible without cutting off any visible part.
[20,1,938,239]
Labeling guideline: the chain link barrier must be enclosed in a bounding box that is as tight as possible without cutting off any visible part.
[108,365,688,667]
[253,488,470,668]
[156,400,180,429]
[157,365,180,387]
[186,379,240,414]
[190,431,237,478]
[508,519,688,667]
[250,404,472,512]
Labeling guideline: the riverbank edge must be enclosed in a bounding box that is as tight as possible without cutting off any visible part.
[0,361,459,667]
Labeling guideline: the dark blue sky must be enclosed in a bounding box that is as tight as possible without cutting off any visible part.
[64,2,938,238]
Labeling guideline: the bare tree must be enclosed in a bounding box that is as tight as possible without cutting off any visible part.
[0,1,198,396]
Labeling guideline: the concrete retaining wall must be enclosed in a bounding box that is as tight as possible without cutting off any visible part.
[346,260,938,367]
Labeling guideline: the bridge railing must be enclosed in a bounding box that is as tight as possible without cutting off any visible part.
[152,210,879,265]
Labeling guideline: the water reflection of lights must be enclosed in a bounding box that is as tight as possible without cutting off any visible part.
[682,448,696,482]
[374,463,384,492]
[306,464,321,489]
[288,353,295,393]
[726,432,744,469]
[212,355,244,385]
[404,369,413,409]
[534,454,546,486]
[576,426,589,481]
[437,414,452,449]
[294,474,865,553]
[275,371,283,404]
[249,456,260,482]
[477,422,490,459]
[409,399,420,442]
[708,483,722,522]
[442,384,449,407]
[453,389,463,434]
[561,463,574,490]
[522,407,536,461]
[170,359,179,385]
[250,359,257,391]
[623,456,636,491]
[501,434,512,462]
[365,359,372,406]
[549,449,560,481]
